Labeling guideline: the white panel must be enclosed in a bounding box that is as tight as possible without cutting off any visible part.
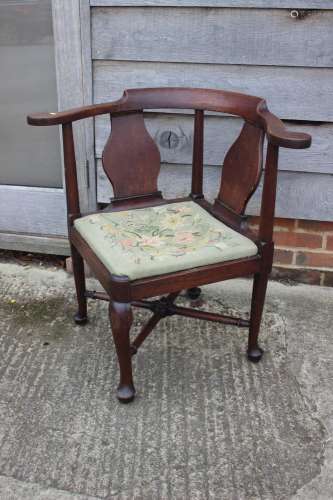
[0,186,67,236]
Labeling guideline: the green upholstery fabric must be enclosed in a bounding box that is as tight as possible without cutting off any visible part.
[74,201,258,280]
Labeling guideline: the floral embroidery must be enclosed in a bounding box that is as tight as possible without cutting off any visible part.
[74,201,258,279]
[85,202,241,265]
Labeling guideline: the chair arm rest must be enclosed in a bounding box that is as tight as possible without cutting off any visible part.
[27,107,93,126]
[27,96,128,126]
[257,102,311,149]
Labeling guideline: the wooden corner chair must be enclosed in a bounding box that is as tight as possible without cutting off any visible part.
[27,87,311,403]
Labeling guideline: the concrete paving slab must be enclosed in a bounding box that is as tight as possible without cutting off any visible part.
[0,263,332,499]
[0,475,98,500]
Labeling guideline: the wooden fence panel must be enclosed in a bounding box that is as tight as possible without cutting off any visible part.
[90,1,333,221]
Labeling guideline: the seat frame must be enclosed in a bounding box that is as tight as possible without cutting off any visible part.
[28,87,311,403]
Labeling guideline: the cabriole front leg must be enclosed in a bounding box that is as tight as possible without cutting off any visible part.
[109,301,135,403]
[247,271,269,363]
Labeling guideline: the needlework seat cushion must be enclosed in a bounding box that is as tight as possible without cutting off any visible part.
[74,201,258,280]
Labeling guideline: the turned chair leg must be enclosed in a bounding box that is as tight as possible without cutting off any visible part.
[247,271,269,363]
[109,301,135,403]
[71,244,88,325]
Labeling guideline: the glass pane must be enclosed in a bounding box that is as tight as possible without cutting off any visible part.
[0,0,62,188]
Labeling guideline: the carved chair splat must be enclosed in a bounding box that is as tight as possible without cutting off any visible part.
[28,87,311,403]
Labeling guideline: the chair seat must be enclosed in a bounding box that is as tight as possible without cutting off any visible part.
[74,201,258,280]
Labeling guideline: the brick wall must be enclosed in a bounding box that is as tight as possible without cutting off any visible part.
[248,217,333,286]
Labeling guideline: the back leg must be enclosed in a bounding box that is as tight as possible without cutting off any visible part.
[247,271,268,363]
[71,244,88,325]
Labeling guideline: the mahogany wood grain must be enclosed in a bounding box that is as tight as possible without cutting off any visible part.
[130,256,261,300]
[28,87,259,124]
[109,301,135,402]
[27,86,312,402]
[27,87,311,150]
[218,122,264,214]
[103,111,161,197]
[257,101,311,149]
[62,123,81,220]
[190,109,204,199]
[259,143,279,242]
[133,301,250,328]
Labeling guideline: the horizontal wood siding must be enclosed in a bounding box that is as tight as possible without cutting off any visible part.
[92,8,333,68]
[97,161,333,221]
[95,115,333,174]
[94,61,333,122]
[91,1,333,9]
[91,3,333,220]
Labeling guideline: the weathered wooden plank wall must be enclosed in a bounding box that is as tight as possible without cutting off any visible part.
[91,1,333,7]
[95,116,333,174]
[90,1,333,220]
[97,162,333,222]
[94,62,333,121]
[92,8,333,67]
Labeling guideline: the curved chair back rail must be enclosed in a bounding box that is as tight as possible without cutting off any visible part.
[27,87,310,220]
[27,86,311,148]
[28,87,262,124]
